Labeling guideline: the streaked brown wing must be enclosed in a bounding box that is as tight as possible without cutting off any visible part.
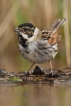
[48,32,61,44]
[48,18,66,44]
[41,30,61,45]
[41,18,66,45]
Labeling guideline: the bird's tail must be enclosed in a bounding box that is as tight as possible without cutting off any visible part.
[51,18,66,34]
[48,18,66,45]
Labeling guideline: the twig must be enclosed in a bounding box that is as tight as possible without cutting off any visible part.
[63,0,71,66]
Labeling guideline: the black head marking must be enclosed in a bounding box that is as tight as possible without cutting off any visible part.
[18,23,35,29]
[18,23,35,38]
[17,34,27,48]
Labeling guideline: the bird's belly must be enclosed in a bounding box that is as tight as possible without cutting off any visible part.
[22,52,52,63]
[18,43,58,63]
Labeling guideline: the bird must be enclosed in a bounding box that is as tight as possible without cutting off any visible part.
[14,18,66,75]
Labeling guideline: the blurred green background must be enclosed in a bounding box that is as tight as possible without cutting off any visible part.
[0,0,71,72]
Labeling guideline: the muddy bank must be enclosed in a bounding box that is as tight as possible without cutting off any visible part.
[0,66,71,85]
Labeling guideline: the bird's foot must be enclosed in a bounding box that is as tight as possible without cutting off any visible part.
[49,70,54,77]
[48,70,60,78]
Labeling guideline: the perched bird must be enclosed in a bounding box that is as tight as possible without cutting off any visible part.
[14,18,66,75]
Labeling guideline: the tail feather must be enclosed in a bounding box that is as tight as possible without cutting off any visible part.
[51,18,66,34]
[48,18,66,45]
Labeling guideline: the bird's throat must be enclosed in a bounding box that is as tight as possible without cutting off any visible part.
[18,35,27,48]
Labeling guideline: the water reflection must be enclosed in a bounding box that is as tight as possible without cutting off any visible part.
[0,83,71,106]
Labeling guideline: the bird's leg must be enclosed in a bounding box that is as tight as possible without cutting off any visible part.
[49,61,53,76]
[26,63,35,79]
[28,63,35,72]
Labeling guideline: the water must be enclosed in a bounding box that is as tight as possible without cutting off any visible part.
[0,83,71,106]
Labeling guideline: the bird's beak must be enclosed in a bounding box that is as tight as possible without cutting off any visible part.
[14,28,19,32]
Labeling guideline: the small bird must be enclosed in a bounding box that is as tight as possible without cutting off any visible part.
[14,18,66,75]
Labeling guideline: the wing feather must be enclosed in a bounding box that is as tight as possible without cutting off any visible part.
[41,18,66,45]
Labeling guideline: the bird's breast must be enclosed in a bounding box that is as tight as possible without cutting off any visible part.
[18,41,58,63]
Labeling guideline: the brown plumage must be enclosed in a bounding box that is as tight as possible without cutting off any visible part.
[14,18,66,75]
[41,18,66,45]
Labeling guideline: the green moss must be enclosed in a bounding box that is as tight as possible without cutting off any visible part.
[9,76,22,81]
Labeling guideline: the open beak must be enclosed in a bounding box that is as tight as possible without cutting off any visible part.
[14,28,19,32]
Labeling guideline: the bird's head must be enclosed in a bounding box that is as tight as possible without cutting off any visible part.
[14,23,41,44]
[14,23,36,40]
